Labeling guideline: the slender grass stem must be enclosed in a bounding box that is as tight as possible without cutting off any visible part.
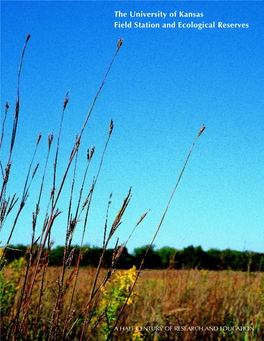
[106,124,206,340]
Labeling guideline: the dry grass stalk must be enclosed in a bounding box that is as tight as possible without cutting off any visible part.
[105,125,206,340]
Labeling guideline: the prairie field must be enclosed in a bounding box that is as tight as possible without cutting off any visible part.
[2,263,264,340]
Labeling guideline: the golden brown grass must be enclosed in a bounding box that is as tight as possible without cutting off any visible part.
[3,266,263,340]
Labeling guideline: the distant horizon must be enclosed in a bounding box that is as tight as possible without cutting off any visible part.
[4,242,263,255]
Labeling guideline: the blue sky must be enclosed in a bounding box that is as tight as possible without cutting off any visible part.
[1,1,264,254]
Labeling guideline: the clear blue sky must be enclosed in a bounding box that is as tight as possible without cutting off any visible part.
[1,1,263,254]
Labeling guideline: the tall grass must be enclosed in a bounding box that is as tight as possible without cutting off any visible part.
[2,267,263,340]
[0,35,206,340]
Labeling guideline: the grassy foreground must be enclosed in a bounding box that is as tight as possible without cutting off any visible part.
[2,262,264,340]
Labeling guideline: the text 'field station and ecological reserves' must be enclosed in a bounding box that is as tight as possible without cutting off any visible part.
[114,10,250,29]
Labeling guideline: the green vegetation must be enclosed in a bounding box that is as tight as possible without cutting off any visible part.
[4,244,264,271]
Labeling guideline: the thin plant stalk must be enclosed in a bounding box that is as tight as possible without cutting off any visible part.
[52,39,122,211]
[51,90,69,208]
[13,135,53,337]
[48,148,79,341]
[0,34,30,204]
[21,39,123,325]
[67,207,150,341]
[1,132,41,265]
[106,124,206,340]
[0,102,10,179]
[62,120,114,340]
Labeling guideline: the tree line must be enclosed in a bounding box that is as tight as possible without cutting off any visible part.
[3,244,264,271]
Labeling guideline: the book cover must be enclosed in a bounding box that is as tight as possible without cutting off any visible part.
[1,1,263,340]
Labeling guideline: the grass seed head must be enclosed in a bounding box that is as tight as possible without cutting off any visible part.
[198,124,206,137]
[48,133,54,150]
[89,146,95,160]
[63,90,69,110]
[117,38,123,51]
[36,132,42,146]
[109,119,114,137]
